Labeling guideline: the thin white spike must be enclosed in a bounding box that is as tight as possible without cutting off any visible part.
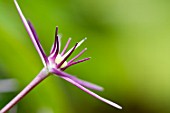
[58,34,62,52]
[77,37,87,47]
[62,76,122,109]
[14,0,47,66]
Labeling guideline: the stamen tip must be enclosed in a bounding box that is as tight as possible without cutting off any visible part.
[84,37,87,40]
[98,87,104,91]
[69,37,72,40]
[55,26,58,34]
[116,105,122,109]
[109,101,122,109]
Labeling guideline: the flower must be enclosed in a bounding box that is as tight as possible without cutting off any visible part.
[14,0,122,109]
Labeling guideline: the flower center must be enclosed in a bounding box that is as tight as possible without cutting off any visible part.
[55,54,68,68]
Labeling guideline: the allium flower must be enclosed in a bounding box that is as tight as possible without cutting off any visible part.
[0,0,122,112]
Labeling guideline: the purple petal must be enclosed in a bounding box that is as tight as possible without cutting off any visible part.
[61,38,71,56]
[14,0,48,66]
[27,20,49,64]
[62,58,90,70]
[51,68,103,91]
[74,78,104,91]
[50,27,58,54]
[50,27,60,59]
[68,48,87,64]
[61,76,122,109]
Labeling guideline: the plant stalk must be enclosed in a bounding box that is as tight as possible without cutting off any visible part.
[0,67,49,113]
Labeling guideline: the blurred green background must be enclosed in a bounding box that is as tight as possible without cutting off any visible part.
[1,0,170,113]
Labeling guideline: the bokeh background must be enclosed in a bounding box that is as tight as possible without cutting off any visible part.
[1,0,170,113]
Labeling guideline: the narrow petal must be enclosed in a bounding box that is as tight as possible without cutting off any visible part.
[27,20,49,64]
[68,48,87,64]
[58,34,62,52]
[62,58,90,70]
[50,43,55,55]
[51,68,103,91]
[50,34,61,55]
[74,78,104,91]
[63,38,87,58]
[61,76,122,109]
[77,37,87,47]
[50,27,60,59]
[61,38,72,56]
[14,0,48,66]
[50,27,58,54]
[57,43,78,68]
